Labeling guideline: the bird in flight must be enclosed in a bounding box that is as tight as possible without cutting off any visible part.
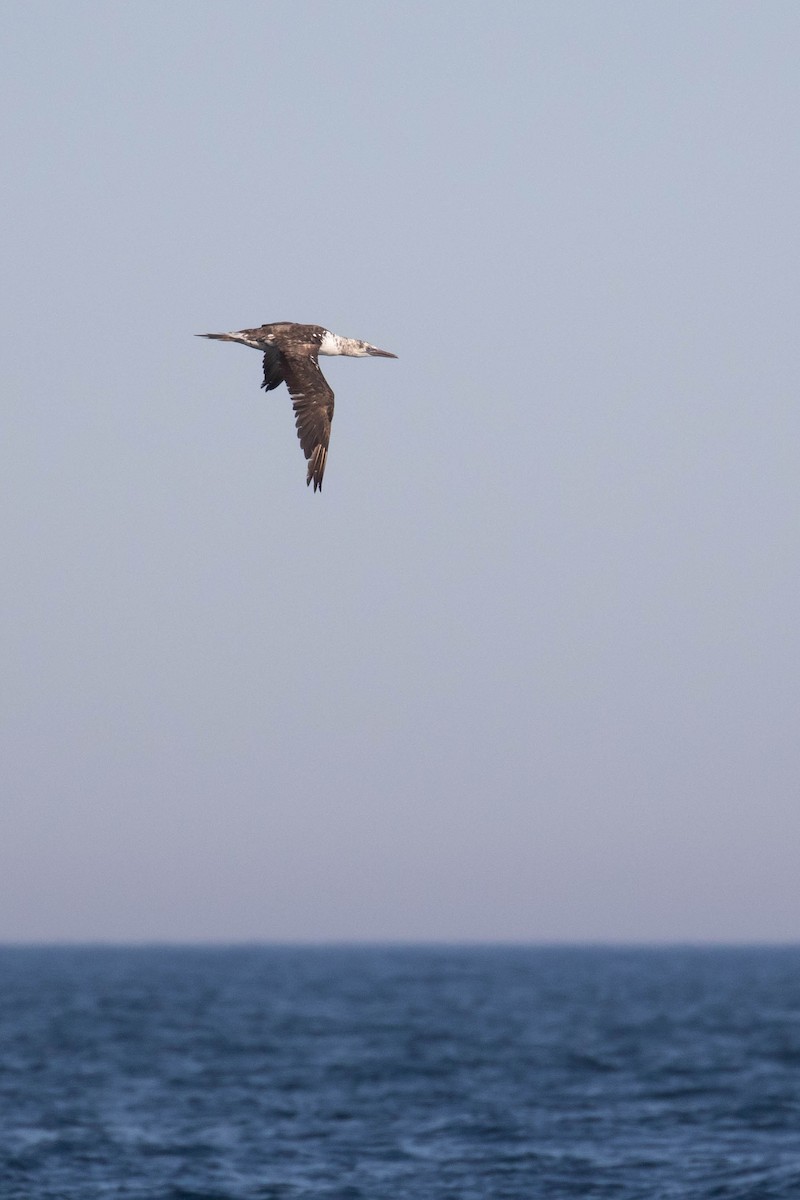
[197,321,397,491]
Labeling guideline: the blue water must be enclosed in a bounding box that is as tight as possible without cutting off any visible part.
[1,946,799,1199]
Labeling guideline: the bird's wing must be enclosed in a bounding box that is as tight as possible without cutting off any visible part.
[281,351,334,492]
[261,344,285,392]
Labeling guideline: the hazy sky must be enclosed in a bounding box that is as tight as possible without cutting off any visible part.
[2,2,799,942]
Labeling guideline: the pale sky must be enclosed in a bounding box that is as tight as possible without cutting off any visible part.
[2,2,799,942]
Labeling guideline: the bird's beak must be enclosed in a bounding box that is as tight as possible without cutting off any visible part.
[365,344,397,358]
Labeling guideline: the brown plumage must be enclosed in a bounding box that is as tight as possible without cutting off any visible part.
[197,322,396,491]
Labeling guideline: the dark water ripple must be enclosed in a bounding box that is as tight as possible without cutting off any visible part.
[1,946,799,1198]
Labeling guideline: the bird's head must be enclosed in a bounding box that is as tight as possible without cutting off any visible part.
[319,330,397,358]
[358,340,397,358]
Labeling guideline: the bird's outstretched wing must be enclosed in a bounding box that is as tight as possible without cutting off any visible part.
[261,344,285,392]
[281,351,334,491]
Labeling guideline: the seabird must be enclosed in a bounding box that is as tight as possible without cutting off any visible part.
[197,321,397,491]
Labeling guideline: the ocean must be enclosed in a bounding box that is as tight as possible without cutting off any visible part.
[1,945,799,1198]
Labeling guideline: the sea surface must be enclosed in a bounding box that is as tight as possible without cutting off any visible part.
[1,945,799,1199]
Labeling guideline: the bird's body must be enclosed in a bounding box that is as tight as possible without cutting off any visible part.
[197,322,396,490]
